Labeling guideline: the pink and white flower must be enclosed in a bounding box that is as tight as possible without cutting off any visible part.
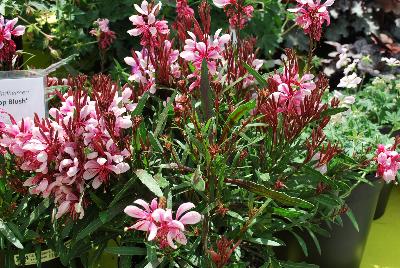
[124,199,202,249]
[127,0,169,45]
[0,16,25,49]
[376,144,400,183]
[180,30,230,74]
[288,0,334,41]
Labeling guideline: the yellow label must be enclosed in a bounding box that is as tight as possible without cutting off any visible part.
[13,240,71,266]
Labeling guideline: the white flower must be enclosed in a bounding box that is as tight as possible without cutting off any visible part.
[333,90,355,105]
[343,59,359,75]
[336,53,351,69]
[337,73,362,88]
[382,57,400,67]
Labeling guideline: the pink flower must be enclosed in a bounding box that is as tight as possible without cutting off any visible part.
[376,145,400,183]
[213,0,231,8]
[270,60,316,114]
[127,1,169,46]
[83,153,130,189]
[180,29,230,75]
[212,0,254,29]
[124,198,159,240]
[124,199,202,249]
[177,0,194,17]
[288,0,334,41]
[90,18,116,50]
[0,16,25,64]
[124,49,156,93]
[0,16,25,49]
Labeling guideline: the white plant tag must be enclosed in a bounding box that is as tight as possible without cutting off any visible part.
[0,72,46,124]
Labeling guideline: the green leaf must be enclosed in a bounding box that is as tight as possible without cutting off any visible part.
[109,175,137,208]
[290,230,308,257]
[226,179,314,209]
[35,245,42,268]
[246,237,282,247]
[307,228,321,255]
[191,166,205,192]
[279,261,319,268]
[220,100,256,142]
[346,209,359,232]
[243,62,267,87]
[120,256,132,268]
[154,91,176,137]
[135,169,163,197]
[131,91,149,116]
[0,219,23,249]
[25,199,50,228]
[200,59,214,121]
[76,201,128,241]
[273,207,306,218]
[320,107,348,117]
[104,246,146,256]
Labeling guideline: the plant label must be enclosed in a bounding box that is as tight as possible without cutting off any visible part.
[0,74,46,124]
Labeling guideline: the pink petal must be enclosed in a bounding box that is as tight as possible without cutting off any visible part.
[167,231,177,249]
[56,201,71,219]
[176,202,195,219]
[92,177,102,189]
[83,169,97,180]
[12,25,25,36]
[133,199,151,212]
[124,205,147,218]
[179,211,202,225]
[148,222,158,241]
[132,220,151,231]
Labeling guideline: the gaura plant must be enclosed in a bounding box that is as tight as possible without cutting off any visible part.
[0,0,368,267]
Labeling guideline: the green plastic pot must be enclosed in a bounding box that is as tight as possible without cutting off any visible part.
[275,179,383,268]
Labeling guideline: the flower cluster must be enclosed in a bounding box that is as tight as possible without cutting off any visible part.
[269,50,316,115]
[127,1,169,46]
[288,0,334,41]
[376,144,400,183]
[212,0,254,29]
[180,29,230,90]
[124,198,201,249]
[0,16,25,65]
[90,18,116,50]
[0,76,134,219]
[123,0,263,96]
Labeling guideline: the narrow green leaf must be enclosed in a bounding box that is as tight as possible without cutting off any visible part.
[220,100,256,142]
[280,261,319,268]
[0,219,23,249]
[104,246,146,256]
[290,230,308,257]
[307,228,321,255]
[243,62,267,87]
[200,59,214,121]
[76,201,128,241]
[25,199,50,228]
[320,107,348,117]
[35,245,42,268]
[246,237,282,246]
[346,209,359,232]
[154,91,176,137]
[273,207,306,218]
[135,169,163,197]
[131,91,149,116]
[109,176,138,208]
[120,256,132,268]
[226,179,314,209]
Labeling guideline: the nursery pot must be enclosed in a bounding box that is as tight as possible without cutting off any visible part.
[275,179,383,268]
[373,182,393,220]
